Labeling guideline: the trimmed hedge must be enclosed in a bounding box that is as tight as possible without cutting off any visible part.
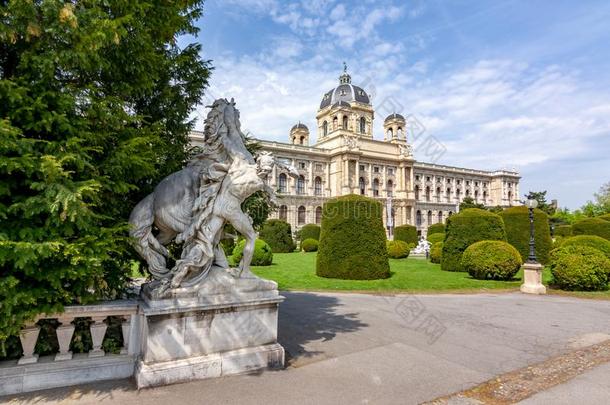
[233,239,273,266]
[259,219,296,253]
[317,195,390,280]
[394,224,418,245]
[554,225,572,237]
[598,213,610,222]
[461,240,522,280]
[500,206,553,264]
[549,245,610,291]
[427,233,445,245]
[441,208,507,272]
[560,235,610,260]
[430,242,443,264]
[301,238,319,252]
[386,240,410,259]
[572,218,610,240]
[427,223,445,236]
[299,224,321,244]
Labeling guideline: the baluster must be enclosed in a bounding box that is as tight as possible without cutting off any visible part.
[88,316,107,357]
[120,317,131,355]
[55,316,75,361]
[18,322,40,365]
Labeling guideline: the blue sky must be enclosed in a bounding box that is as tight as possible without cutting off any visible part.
[185,0,610,209]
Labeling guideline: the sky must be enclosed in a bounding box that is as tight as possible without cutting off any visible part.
[183,0,610,209]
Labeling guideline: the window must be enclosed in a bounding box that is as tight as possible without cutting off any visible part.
[342,115,348,130]
[298,206,306,225]
[416,175,420,181]
[448,211,453,217]
[427,210,433,225]
[323,121,328,136]
[359,164,365,171]
[279,173,287,193]
[332,116,338,130]
[426,176,431,182]
[447,178,451,183]
[388,168,394,175]
[416,210,422,226]
[359,177,365,195]
[425,186,431,201]
[300,136,304,145]
[474,190,479,201]
[359,117,366,133]
[436,187,441,201]
[297,175,305,195]
[315,163,323,171]
[438,211,443,224]
[457,180,461,185]
[299,162,306,169]
[415,185,420,200]
[373,179,379,196]
[314,177,322,196]
[387,180,393,197]
[279,205,287,221]
[475,181,479,187]
[374,166,380,173]
[466,181,470,186]
[315,206,322,224]
[397,127,403,138]
[483,191,487,201]
[387,128,393,138]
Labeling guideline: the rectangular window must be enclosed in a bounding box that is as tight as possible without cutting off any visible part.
[374,167,380,173]
[299,162,306,169]
[388,168,394,175]
[359,164,365,171]
[315,163,323,171]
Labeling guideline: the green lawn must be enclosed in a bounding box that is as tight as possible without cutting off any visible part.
[250,252,610,299]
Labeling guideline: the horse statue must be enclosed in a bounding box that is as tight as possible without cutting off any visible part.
[129,98,296,295]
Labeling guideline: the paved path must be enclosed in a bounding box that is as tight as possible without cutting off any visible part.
[3,292,610,404]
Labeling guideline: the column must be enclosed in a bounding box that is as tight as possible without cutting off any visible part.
[89,316,107,358]
[55,316,75,361]
[18,322,40,365]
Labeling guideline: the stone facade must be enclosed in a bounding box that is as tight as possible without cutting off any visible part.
[190,71,520,237]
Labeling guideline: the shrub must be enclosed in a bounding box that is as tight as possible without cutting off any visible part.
[500,206,553,264]
[394,224,418,245]
[430,242,443,264]
[598,213,610,222]
[554,225,572,237]
[560,235,610,260]
[259,219,296,253]
[317,195,390,280]
[299,224,321,244]
[549,246,610,291]
[427,233,445,244]
[553,236,564,249]
[427,223,445,236]
[461,240,522,280]
[386,240,410,259]
[220,238,235,256]
[232,239,273,266]
[572,218,610,240]
[441,208,507,272]
[301,238,319,252]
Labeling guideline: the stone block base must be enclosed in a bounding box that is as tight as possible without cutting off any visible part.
[520,262,547,295]
[135,343,284,388]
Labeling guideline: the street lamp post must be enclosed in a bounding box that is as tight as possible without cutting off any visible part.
[520,198,546,294]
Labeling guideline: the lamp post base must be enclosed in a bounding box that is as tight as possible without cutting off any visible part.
[520,262,546,294]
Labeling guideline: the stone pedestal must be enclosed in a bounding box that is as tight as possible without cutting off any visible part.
[520,262,546,294]
[135,267,285,388]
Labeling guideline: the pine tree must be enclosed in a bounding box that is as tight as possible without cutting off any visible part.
[0,0,211,342]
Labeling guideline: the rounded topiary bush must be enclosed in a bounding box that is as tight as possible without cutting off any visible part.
[598,213,610,222]
[259,219,296,253]
[430,242,443,264]
[559,235,610,260]
[427,223,445,236]
[572,218,610,240]
[554,225,572,237]
[232,239,273,266]
[301,238,319,252]
[427,233,444,245]
[441,208,507,272]
[500,206,553,264]
[460,240,522,280]
[394,224,418,245]
[316,195,390,280]
[386,240,410,259]
[299,224,321,244]
[549,245,610,291]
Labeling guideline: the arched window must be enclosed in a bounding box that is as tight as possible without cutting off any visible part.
[425,186,431,202]
[323,121,328,136]
[315,206,322,224]
[373,178,380,197]
[387,128,393,138]
[456,188,461,202]
[359,117,366,134]
[342,115,348,130]
[298,206,306,225]
[448,211,453,217]
[416,210,422,226]
[397,127,403,138]
[387,179,393,197]
[359,177,365,195]
[279,205,288,221]
[438,211,443,223]
[314,176,322,196]
[332,116,338,130]
[508,191,513,206]
[300,136,304,145]
[474,190,479,202]
[446,188,451,203]
[415,185,420,200]
[297,175,305,195]
[427,210,433,225]
[466,189,470,197]
[279,173,287,193]
[483,191,487,203]
[436,187,441,202]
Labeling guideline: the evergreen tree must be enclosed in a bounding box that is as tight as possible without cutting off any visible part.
[459,196,485,211]
[525,190,556,216]
[0,0,211,342]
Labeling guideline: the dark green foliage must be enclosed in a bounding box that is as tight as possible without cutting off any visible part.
[441,209,507,272]
[430,242,443,264]
[427,233,445,245]
[317,195,390,280]
[299,224,321,244]
[459,196,485,211]
[0,1,211,342]
[241,190,271,231]
[599,214,610,222]
[386,240,410,259]
[427,223,445,235]
[554,225,573,237]
[232,239,273,266]
[259,219,296,253]
[301,238,319,252]
[460,240,522,280]
[500,206,553,264]
[572,218,610,240]
[525,190,556,216]
[549,246,610,291]
[220,238,235,256]
[560,235,610,260]
[394,225,418,245]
